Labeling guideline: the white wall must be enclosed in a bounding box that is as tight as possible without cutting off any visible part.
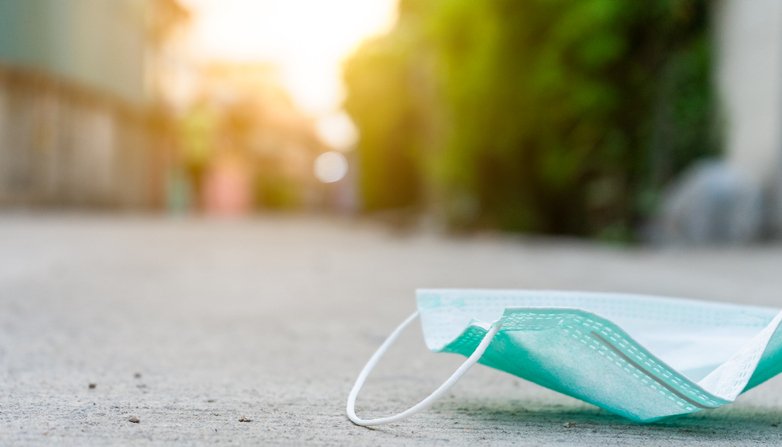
[716,0,782,234]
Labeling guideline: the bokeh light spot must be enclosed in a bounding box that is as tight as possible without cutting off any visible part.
[314,151,348,183]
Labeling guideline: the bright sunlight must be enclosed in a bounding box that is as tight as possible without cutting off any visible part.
[182,0,399,118]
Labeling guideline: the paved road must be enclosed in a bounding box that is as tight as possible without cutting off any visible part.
[1,215,782,446]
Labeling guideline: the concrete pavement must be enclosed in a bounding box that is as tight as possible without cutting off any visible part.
[1,214,782,445]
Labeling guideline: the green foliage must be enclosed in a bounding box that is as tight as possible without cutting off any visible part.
[344,0,719,237]
[254,172,300,209]
[343,18,428,211]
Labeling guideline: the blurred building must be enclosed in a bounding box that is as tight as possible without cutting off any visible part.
[181,62,327,214]
[0,0,189,208]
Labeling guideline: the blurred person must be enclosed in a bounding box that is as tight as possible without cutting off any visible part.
[202,150,252,216]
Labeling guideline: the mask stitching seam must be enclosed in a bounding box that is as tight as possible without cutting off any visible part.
[445,312,726,412]
[602,331,722,406]
[510,312,720,406]
[590,331,715,410]
[450,322,697,413]
[562,323,697,413]
[571,316,722,406]
[497,312,721,407]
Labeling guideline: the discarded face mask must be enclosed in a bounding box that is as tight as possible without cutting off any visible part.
[347,289,782,425]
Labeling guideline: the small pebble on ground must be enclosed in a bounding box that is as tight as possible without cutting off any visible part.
[238,417,252,423]
[88,383,96,389]
[128,416,140,424]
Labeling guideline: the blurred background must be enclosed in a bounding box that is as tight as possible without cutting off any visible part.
[0,0,780,245]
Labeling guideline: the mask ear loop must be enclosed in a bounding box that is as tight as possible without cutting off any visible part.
[346,311,501,426]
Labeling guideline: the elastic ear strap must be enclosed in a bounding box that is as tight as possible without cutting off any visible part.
[346,311,500,426]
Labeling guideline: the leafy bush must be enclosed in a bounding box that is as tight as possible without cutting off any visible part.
[344,0,719,238]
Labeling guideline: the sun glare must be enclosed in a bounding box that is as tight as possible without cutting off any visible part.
[182,0,398,118]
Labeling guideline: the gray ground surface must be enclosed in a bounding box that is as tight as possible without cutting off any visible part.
[2,215,782,446]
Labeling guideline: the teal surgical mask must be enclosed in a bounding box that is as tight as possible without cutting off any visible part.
[347,289,782,425]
